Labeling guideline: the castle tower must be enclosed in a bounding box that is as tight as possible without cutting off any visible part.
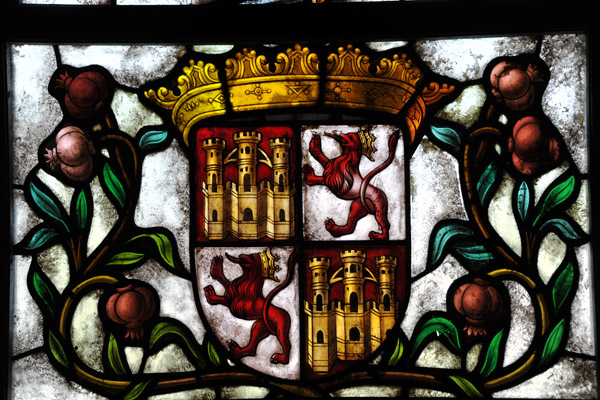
[269,137,294,238]
[339,250,367,360]
[202,137,227,240]
[307,256,335,372]
[233,131,262,239]
[376,255,397,340]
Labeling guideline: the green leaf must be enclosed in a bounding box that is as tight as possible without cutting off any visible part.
[102,162,126,209]
[430,125,462,157]
[74,188,89,230]
[477,159,499,205]
[29,264,59,319]
[122,381,151,400]
[428,222,474,269]
[539,319,566,370]
[21,225,59,252]
[479,329,504,378]
[127,232,184,274]
[105,252,146,267]
[409,317,461,360]
[387,337,404,366]
[49,330,69,368]
[107,333,129,376]
[534,175,576,226]
[539,218,587,243]
[149,321,206,369]
[207,340,221,367]
[138,130,169,151]
[552,262,575,313]
[449,376,484,398]
[29,180,70,232]
[515,180,531,222]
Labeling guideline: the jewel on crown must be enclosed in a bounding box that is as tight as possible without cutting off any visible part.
[260,248,281,282]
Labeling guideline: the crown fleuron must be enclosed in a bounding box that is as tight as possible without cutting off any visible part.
[261,248,281,282]
[359,130,377,161]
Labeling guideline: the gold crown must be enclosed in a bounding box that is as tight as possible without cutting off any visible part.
[260,248,281,282]
[358,130,377,161]
[144,44,424,146]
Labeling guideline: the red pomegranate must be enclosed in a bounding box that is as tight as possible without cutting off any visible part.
[45,126,96,182]
[106,283,158,340]
[489,61,543,111]
[508,116,560,175]
[56,70,110,119]
[451,277,504,337]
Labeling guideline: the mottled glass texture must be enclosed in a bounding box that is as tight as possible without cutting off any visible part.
[7,35,594,399]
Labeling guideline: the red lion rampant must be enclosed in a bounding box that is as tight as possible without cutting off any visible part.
[303,130,399,240]
[203,249,296,364]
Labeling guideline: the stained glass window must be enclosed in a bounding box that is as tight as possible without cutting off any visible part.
[5,2,597,399]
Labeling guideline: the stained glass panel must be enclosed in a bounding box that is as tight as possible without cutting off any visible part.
[5,7,596,398]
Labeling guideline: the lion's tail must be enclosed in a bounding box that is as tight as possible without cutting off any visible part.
[263,249,297,335]
[360,131,400,213]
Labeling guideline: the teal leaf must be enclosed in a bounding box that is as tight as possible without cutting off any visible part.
[515,180,532,222]
[477,159,500,205]
[430,125,462,157]
[49,330,69,368]
[107,333,129,376]
[138,130,169,151]
[551,261,575,313]
[539,218,587,243]
[122,381,152,400]
[105,252,146,267]
[538,319,566,370]
[533,174,576,227]
[207,340,221,367]
[102,162,126,209]
[427,222,474,269]
[387,337,404,366]
[479,329,504,378]
[28,262,59,319]
[19,225,59,252]
[409,317,461,360]
[449,376,484,398]
[149,320,206,369]
[452,242,496,271]
[29,180,70,232]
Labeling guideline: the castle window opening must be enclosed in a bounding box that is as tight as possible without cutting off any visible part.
[384,294,391,311]
[243,208,253,221]
[350,264,357,273]
[244,174,251,192]
[316,294,323,312]
[212,174,217,192]
[212,210,218,222]
[349,327,360,341]
[280,209,286,221]
[317,331,324,344]
[278,175,284,192]
[350,292,358,312]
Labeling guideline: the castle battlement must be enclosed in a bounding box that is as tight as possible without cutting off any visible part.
[233,131,262,142]
[375,255,397,265]
[202,137,227,149]
[269,137,292,146]
[309,257,332,269]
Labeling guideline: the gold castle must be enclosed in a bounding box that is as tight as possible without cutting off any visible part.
[201,131,295,240]
[305,250,399,373]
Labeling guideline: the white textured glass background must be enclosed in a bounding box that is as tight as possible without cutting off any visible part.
[8,34,594,398]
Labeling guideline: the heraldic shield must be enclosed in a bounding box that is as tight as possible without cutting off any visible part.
[194,124,409,380]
